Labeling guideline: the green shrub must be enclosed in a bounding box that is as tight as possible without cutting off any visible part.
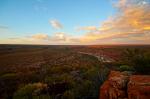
[13,83,47,99]
[119,65,133,71]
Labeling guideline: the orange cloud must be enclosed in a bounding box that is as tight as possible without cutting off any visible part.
[76,26,97,31]
[79,0,150,44]
[32,33,49,40]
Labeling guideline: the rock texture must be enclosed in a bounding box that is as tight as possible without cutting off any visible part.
[100,71,130,99]
[128,75,150,99]
[100,71,150,99]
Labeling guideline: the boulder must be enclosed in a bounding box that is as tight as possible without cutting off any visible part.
[100,71,130,99]
[108,71,130,90]
[128,75,150,99]
[100,71,150,99]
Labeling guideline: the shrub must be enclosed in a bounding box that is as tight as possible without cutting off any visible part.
[119,65,133,71]
[45,73,74,85]
[13,82,47,99]
[123,49,150,74]
[0,73,19,99]
[132,53,150,74]
[98,67,110,84]
[62,90,75,99]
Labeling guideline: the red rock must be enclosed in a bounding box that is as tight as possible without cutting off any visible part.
[109,72,129,90]
[100,81,110,99]
[100,71,150,99]
[100,71,129,99]
[128,75,150,99]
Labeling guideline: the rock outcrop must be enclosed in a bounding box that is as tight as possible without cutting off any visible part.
[100,71,130,99]
[100,71,150,99]
[128,75,150,99]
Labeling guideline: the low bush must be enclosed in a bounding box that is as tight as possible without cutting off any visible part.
[13,83,47,99]
[119,65,133,71]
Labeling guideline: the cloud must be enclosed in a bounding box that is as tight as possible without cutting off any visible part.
[76,26,97,31]
[31,33,49,40]
[4,32,80,44]
[77,0,150,44]
[5,33,50,44]
[49,20,63,29]
[1,0,149,45]
[30,33,68,42]
[48,32,81,44]
[0,25,9,30]
[114,0,127,8]
[0,25,11,34]
[49,32,67,41]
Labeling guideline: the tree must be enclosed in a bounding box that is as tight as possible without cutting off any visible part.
[123,49,150,74]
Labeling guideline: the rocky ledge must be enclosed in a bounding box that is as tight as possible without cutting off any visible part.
[99,71,150,99]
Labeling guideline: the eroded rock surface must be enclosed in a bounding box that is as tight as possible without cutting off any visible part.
[100,71,130,99]
[100,71,150,99]
[128,75,150,99]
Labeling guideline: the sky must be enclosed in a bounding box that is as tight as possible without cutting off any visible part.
[0,0,150,45]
